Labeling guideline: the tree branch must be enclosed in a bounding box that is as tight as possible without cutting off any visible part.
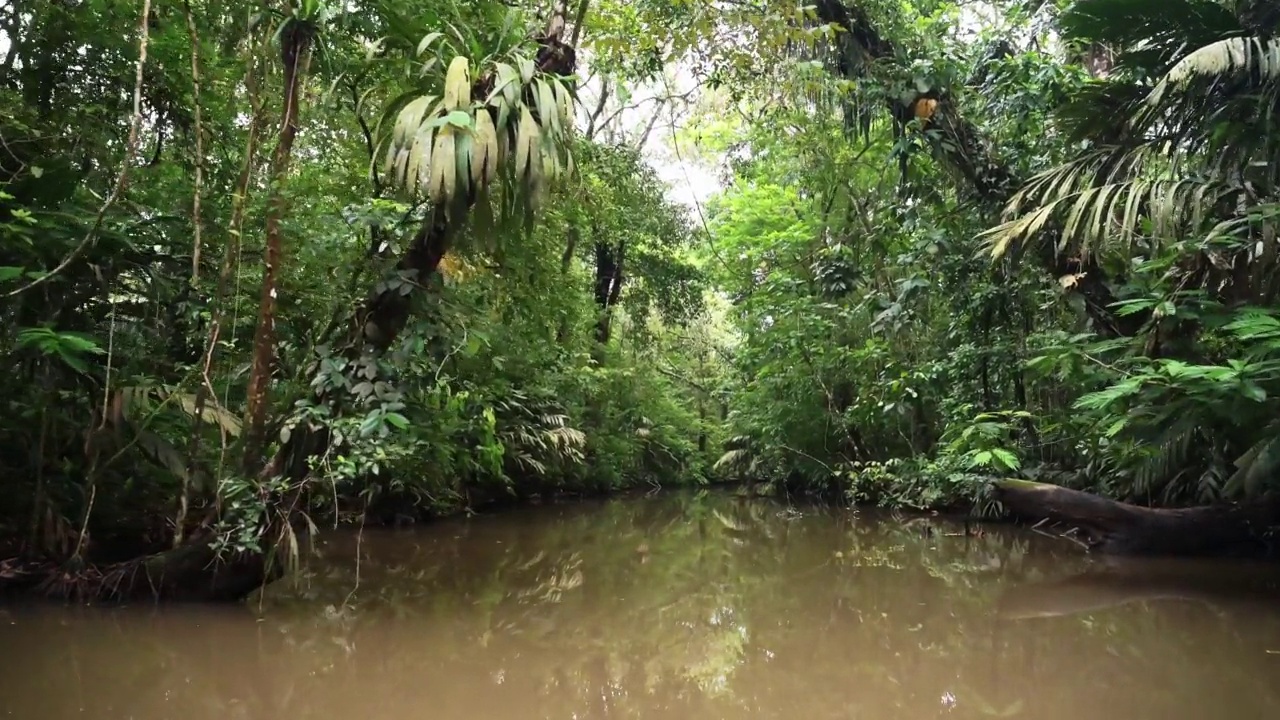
[585,76,610,139]
[569,0,591,47]
[5,0,152,298]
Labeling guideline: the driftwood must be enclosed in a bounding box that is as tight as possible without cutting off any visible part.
[994,479,1280,557]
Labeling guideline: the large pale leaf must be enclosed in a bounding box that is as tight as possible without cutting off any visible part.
[443,56,471,111]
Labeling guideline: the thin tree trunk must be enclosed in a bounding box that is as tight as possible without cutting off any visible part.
[243,20,314,470]
[174,0,207,545]
[184,0,206,284]
[1001,292,1042,450]
[183,31,268,539]
[979,303,993,411]
[593,239,624,344]
[555,225,580,343]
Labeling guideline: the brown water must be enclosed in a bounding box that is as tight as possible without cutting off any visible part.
[3,490,1280,719]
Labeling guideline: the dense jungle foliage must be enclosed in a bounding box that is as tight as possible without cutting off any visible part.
[1,0,1278,576]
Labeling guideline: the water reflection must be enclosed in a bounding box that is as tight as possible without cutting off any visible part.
[2,491,1279,719]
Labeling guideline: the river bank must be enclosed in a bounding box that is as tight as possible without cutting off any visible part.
[0,481,962,604]
[7,472,1280,606]
[7,490,1280,720]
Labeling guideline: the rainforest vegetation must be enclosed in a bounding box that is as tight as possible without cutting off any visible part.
[1,0,1278,599]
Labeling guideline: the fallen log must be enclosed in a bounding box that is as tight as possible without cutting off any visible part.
[993,479,1280,557]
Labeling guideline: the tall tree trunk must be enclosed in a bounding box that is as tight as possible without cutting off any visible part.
[978,303,994,411]
[242,19,314,470]
[183,32,268,535]
[1000,293,1042,450]
[555,225,580,344]
[593,239,625,344]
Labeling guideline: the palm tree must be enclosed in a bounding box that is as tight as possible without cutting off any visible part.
[981,0,1280,503]
[984,0,1280,296]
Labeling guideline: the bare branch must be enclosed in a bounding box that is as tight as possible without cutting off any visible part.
[633,98,666,151]
[585,77,610,139]
[596,80,704,140]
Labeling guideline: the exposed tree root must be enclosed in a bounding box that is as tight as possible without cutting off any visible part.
[1,530,293,603]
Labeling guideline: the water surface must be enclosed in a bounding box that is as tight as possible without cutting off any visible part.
[3,490,1280,719]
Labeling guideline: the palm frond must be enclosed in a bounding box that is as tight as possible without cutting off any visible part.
[1150,35,1280,101]
[1131,419,1197,500]
[111,385,242,437]
[1136,35,1280,142]
[1053,80,1150,144]
[993,2,1279,266]
[983,148,1241,259]
[1225,421,1280,498]
[496,406,586,476]
[511,451,548,474]
[1058,0,1242,77]
[713,448,753,474]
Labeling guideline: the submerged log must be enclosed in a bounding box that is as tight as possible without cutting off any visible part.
[998,557,1280,620]
[993,479,1280,557]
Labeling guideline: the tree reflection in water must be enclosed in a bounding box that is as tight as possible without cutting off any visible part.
[3,490,1280,719]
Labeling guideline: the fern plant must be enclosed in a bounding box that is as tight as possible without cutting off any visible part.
[493,390,586,480]
[1050,304,1280,502]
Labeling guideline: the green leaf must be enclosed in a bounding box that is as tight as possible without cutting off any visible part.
[445,110,473,128]
[1242,381,1267,403]
[56,349,89,374]
[1105,417,1128,437]
[416,31,445,56]
[991,448,1020,471]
